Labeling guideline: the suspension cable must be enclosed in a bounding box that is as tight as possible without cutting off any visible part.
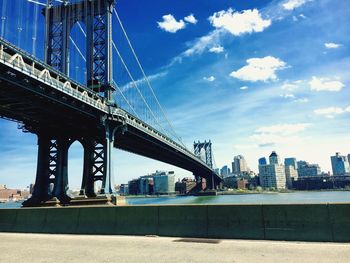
[111,41,168,135]
[68,17,162,134]
[113,8,186,148]
[111,80,141,119]
[69,36,86,62]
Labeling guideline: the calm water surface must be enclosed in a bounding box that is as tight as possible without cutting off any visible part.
[1,191,350,208]
[126,191,350,205]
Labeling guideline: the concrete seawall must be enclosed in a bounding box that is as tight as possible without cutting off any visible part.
[0,203,349,242]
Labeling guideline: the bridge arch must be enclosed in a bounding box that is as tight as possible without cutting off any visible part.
[67,140,84,197]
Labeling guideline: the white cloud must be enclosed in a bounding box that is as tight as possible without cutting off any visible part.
[325,42,341,49]
[230,56,286,82]
[240,86,248,90]
[157,14,186,33]
[309,76,345,92]
[255,123,311,135]
[203,76,215,82]
[120,71,168,92]
[282,82,299,90]
[209,45,224,53]
[314,106,350,118]
[209,8,271,36]
[280,93,295,99]
[175,30,222,60]
[250,123,311,147]
[184,14,198,24]
[293,97,309,103]
[282,0,311,10]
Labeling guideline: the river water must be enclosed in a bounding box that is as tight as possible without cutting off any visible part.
[1,191,350,208]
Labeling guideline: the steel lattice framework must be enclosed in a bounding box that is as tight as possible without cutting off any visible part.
[194,140,213,169]
[45,0,114,100]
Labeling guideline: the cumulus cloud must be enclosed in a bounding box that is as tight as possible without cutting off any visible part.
[184,14,198,24]
[293,97,309,103]
[209,45,224,53]
[157,14,186,33]
[309,76,345,92]
[282,0,311,10]
[280,93,295,99]
[314,106,350,118]
[203,76,215,82]
[250,123,311,147]
[325,42,341,49]
[240,86,248,90]
[282,82,299,90]
[209,8,271,36]
[255,123,311,135]
[230,56,286,82]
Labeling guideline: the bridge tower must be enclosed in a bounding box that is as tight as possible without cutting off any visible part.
[193,140,215,190]
[23,0,117,207]
[44,0,114,100]
[194,140,213,168]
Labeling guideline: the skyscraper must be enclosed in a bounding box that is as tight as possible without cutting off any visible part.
[220,165,230,177]
[298,161,321,177]
[331,152,350,176]
[259,151,286,189]
[285,165,298,189]
[269,151,281,165]
[259,163,286,189]
[232,155,248,174]
[258,157,267,165]
[284,158,297,170]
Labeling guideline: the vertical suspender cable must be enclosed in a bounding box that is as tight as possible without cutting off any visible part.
[0,0,7,38]
[113,8,187,148]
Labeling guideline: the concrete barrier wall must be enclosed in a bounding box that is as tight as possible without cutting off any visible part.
[0,204,349,242]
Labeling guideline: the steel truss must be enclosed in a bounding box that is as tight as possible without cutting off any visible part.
[44,0,114,100]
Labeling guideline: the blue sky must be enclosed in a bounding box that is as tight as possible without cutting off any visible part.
[0,0,350,189]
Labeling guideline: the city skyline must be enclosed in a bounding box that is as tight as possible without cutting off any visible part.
[0,0,350,188]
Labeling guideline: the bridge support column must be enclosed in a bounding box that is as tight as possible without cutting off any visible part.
[80,138,96,197]
[101,123,115,195]
[23,133,51,206]
[52,136,71,204]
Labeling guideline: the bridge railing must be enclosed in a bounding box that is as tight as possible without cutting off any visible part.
[0,37,108,113]
[112,107,216,172]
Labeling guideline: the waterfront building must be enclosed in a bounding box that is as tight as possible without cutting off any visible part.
[259,164,286,189]
[285,165,298,189]
[259,151,286,189]
[119,184,129,195]
[153,171,175,195]
[258,157,267,165]
[331,152,350,176]
[175,178,196,194]
[298,162,321,177]
[285,158,297,170]
[237,179,248,189]
[232,155,248,174]
[139,176,154,195]
[128,179,140,195]
[220,165,230,177]
[269,151,281,165]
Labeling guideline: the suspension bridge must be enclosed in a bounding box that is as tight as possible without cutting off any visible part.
[0,0,221,206]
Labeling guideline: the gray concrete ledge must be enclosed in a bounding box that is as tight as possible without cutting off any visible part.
[1,203,350,242]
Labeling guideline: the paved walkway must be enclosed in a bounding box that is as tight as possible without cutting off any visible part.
[1,233,350,263]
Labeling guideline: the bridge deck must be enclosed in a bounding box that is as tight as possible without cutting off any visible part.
[0,37,221,184]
